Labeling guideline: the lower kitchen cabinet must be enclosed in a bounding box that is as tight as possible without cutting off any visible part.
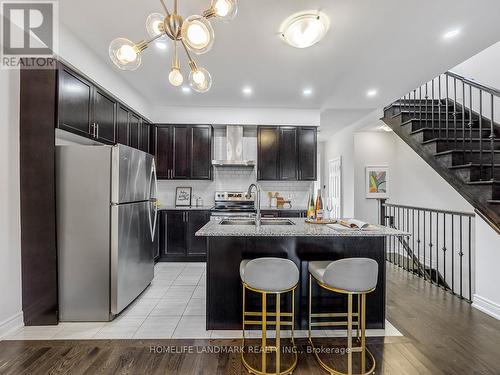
[159,210,210,261]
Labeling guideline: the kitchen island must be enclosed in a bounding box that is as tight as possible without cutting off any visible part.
[197,218,408,330]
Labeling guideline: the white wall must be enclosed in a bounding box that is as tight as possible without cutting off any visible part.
[473,217,500,320]
[0,69,23,337]
[322,110,382,217]
[152,105,320,126]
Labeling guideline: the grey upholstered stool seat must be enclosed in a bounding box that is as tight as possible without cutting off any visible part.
[240,257,299,292]
[308,258,378,292]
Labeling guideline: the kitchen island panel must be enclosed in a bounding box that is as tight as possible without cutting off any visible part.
[206,236,386,330]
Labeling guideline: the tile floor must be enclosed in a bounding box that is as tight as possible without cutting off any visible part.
[3,262,402,340]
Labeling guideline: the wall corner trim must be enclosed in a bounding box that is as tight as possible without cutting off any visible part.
[0,312,23,339]
[472,294,500,321]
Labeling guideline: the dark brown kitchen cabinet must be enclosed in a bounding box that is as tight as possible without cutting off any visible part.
[116,105,129,145]
[58,66,93,137]
[154,127,173,179]
[160,210,210,261]
[153,125,213,180]
[139,120,150,153]
[164,211,187,256]
[257,126,317,181]
[191,126,212,179]
[298,127,317,180]
[93,88,116,143]
[129,113,140,149]
[172,126,191,179]
[186,211,211,256]
[57,62,152,149]
[257,126,279,180]
[279,127,298,180]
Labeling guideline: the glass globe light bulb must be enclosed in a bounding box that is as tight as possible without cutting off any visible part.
[169,68,184,86]
[211,0,238,21]
[146,13,168,41]
[181,15,214,54]
[188,67,212,93]
[109,38,142,71]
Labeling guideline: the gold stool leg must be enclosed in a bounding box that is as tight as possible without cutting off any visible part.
[276,293,281,374]
[308,274,312,340]
[242,284,246,348]
[361,293,366,374]
[262,291,267,374]
[357,294,361,339]
[347,294,353,375]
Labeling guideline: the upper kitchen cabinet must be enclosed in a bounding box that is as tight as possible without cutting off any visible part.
[257,126,280,180]
[116,104,129,145]
[139,120,150,153]
[279,127,298,180]
[93,88,117,144]
[297,127,317,181]
[257,126,317,181]
[128,112,140,149]
[57,62,152,148]
[58,65,93,137]
[153,125,213,180]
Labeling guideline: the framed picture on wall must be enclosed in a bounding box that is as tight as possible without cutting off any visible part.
[175,187,192,206]
[366,166,389,199]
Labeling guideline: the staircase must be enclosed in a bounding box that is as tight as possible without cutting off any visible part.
[382,71,500,232]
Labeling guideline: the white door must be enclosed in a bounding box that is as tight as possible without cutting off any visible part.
[328,157,342,218]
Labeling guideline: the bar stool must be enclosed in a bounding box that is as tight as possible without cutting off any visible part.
[240,257,299,375]
[308,258,378,375]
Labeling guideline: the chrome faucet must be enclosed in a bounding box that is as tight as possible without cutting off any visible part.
[246,183,261,226]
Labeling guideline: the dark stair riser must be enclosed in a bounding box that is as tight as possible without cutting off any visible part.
[435,151,500,167]
[401,119,480,132]
[384,104,453,118]
[467,182,500,200]
[412,128,493,143]
[422,139,500,153]
[395,112,477,124]
[450,165,500,182]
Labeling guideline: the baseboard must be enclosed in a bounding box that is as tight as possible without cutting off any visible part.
[472,294,500,320]
[0,312,23,339]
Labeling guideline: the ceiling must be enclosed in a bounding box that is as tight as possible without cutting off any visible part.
[60,0,500,111]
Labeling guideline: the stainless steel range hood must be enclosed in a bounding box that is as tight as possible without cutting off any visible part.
[212,126,255,167]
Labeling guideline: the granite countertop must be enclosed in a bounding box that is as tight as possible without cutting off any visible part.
[158,205,214,211]
[196,218,409,237]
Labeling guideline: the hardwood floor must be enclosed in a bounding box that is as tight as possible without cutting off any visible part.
[2,263,500,374]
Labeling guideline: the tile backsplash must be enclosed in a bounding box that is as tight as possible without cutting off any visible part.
[157,167,313,209]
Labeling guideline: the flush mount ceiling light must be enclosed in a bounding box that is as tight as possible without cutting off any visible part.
[367,89,378,97]
[443,28,460,40]
[242,86,253,96]
[279,10,330,48]
[109,0,238,93]
[302,88,313,96]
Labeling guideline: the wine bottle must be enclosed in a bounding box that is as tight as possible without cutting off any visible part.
[307,191,316,220]
[315,189,324,221]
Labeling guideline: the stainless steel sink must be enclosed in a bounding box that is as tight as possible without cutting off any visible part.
[219,218,295,226]
[261,219,294,226]
[219,219,256,225]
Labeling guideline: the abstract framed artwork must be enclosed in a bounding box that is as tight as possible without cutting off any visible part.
[366,166,389,199]
[175,187,192,206]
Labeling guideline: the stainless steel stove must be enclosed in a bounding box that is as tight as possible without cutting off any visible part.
[210,191,256,219]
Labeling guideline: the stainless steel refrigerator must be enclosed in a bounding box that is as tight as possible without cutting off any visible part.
[56,144,158,321]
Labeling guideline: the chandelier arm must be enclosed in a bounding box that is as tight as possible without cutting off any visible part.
[159,0,171,17]
[181,40,198,70]
[144,32,167,45]
[173,0,178,15]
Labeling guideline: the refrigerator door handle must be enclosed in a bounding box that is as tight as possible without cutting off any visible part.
[148,159,158,242]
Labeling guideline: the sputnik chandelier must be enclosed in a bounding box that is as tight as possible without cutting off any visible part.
[109,0,238,93]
